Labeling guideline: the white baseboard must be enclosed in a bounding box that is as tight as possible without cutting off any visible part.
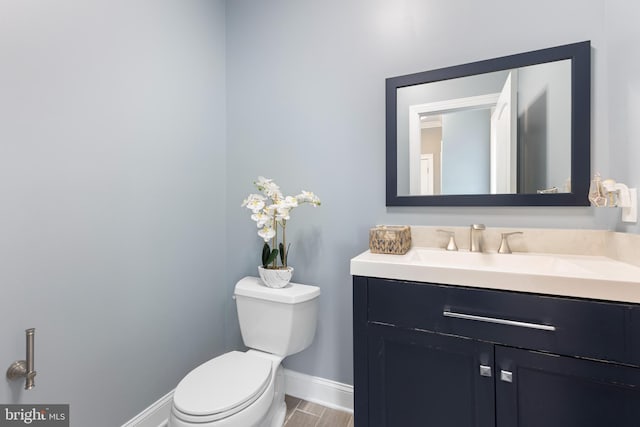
[283,369,354,414]
[121,389,173,427]
[121,369,354,426]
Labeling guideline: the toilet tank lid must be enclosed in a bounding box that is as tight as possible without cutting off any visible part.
[235,276,320,303]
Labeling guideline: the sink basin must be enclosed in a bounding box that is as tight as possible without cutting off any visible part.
[406,249,594,276]
[350,247,640,303]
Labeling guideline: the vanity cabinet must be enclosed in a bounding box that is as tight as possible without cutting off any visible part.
[353,276,640,427]
[495,345,640,426]
[367,322,495,426]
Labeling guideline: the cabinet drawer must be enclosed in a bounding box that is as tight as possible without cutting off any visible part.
[368,278,633,365]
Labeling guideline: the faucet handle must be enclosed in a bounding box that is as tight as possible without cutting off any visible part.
[471,224,486,230]
[498,232,523,254]
[436,229,458,251]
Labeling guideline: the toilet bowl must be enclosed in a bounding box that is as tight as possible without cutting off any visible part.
[168,277,320,427]
[169,351,284,427]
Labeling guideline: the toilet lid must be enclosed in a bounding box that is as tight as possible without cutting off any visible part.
[173,351,272,417]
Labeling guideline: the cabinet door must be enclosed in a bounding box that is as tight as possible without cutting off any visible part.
[496,346,640,427]
[368,322,495,427]
[630,306,640,366]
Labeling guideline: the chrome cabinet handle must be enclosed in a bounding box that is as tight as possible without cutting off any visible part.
[500,370,513,383]
[479,365,492,377]
[443,311,556,331]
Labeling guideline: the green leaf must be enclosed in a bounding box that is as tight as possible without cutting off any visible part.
[279,242,285,265]
[265,249,279,266]
[262,243,272,267]
[262,242,279,268]
[279,243,291,267]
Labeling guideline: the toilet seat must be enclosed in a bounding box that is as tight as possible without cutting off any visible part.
[172,351,273,423]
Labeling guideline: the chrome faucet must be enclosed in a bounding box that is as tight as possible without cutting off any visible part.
[437,229,458,251]
[470,224,486,252]
[498,231,523,254]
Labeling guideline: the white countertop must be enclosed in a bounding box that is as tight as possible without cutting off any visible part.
[350,247,640,304]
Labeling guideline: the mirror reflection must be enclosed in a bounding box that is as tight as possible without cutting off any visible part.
[397,60,571,196]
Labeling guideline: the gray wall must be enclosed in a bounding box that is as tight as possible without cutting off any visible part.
[225,0,628,388]
[606,0,640,234]
[3,0,640,424]
[0,1,227,426]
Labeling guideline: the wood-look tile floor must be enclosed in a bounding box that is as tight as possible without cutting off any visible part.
[284,395,353,427]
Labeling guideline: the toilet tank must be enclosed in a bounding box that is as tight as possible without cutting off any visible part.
[234,277,320,357]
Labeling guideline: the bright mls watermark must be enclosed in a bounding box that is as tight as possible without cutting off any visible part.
[0,405,68,426]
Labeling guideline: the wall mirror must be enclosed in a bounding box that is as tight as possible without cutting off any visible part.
[386,41,590,206]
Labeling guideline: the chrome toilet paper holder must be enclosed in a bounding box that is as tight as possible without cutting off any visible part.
[6,328,37,390]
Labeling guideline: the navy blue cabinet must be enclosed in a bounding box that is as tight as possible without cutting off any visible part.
[353,277,640,427]
[368,323,494,427]
[495,346,640,427]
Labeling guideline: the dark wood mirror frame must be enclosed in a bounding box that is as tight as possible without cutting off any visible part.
[386,41,591,207]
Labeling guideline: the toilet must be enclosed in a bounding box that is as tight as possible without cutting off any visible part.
[168,276,320,427]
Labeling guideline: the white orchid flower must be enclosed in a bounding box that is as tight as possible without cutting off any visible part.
[268,186,284,201]
[255,176,283,201]
[276,197,297,220]
[264,204,277,216]
[297,190,321,206]
[258,225,276,242]
[242,193,266,213]
[276,207,290,221]
[245,177,321,269]
[251,212,271,228]
[254,176,272,188]
[282,196,299,208]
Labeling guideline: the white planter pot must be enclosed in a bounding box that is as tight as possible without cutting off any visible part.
[258,266,294,288]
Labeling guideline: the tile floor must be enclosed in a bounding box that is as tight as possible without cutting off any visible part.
[284,395,353,427]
